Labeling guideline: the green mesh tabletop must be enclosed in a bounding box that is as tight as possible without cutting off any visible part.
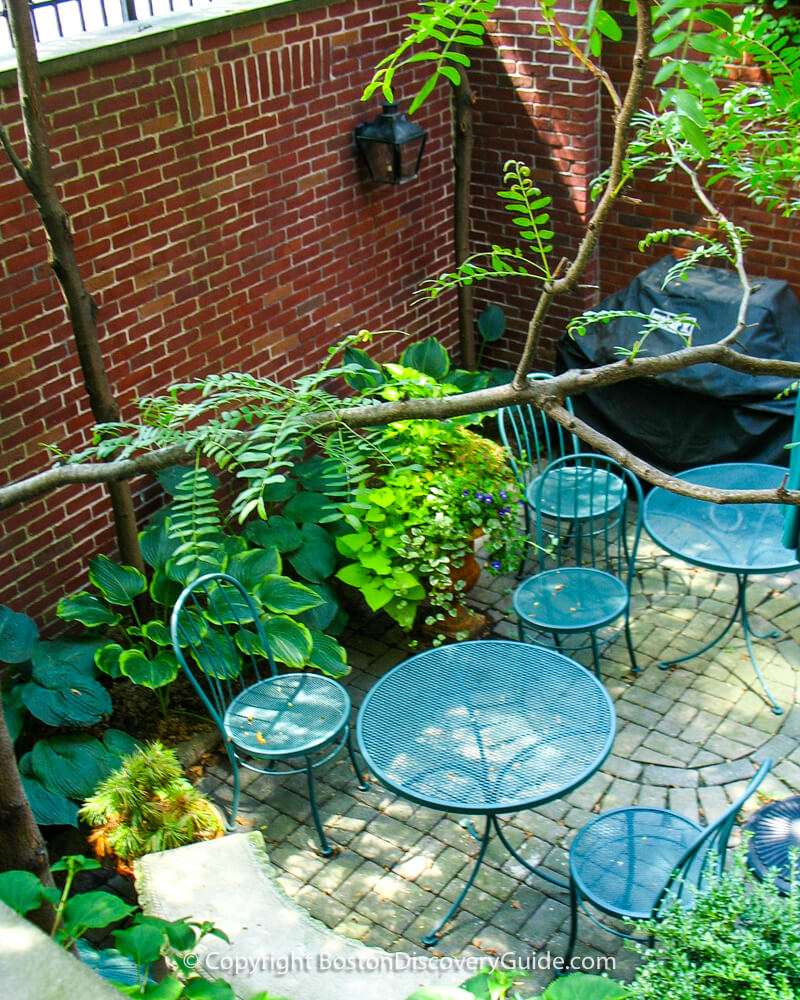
[642,462,800,715]
[356,640,615,815]
[224,674,350,758]
[643,463,800,574]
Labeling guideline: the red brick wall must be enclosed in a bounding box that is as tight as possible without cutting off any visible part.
[0,0,457,626]
[466,0,601,372]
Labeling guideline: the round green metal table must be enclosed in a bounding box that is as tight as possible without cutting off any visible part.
[643,462,799,714]
[356,639,615,944]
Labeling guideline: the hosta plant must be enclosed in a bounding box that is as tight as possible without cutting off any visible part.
[80,741,223,872]
[0,603,140,827]
[56,466,349,715]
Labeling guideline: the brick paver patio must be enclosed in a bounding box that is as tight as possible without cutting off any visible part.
[198,533,800,995]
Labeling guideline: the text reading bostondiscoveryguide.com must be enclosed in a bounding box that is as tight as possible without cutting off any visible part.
[190,950,616,978]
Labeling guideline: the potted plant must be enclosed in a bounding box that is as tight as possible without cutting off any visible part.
[80,741,223,875]
[335,418,525,640]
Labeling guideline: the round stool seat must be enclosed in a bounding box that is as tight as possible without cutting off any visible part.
[744,795,800,894]
[224,674,350,758]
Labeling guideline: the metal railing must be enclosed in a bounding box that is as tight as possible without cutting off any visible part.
[1,0,215,52]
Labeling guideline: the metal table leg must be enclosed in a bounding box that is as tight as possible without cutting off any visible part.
[659,573,782,715]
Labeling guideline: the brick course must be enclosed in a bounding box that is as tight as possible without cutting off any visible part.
[0,1,456,625]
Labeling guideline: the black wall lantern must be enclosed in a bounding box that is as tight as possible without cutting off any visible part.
[354,102,428,184]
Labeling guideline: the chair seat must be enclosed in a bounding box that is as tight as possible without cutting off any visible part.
[530,466,625,521]
[514,567,629,632]
[570,807,702,920]
[224,674,351,759]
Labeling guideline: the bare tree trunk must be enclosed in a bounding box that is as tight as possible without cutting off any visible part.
[454,70,476,370]
[2,0,143,575]
[0,688,56,934]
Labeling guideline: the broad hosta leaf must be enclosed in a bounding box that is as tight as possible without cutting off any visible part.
[63,892,137,933]
[3,685,27,743]
[192,630,241,679]
[261,615,312,668]
[203,582,257,625]
[342,347,386,390]
[119,649,179,690]
[258,477,297,503]
[244,516,300,554]
[57,593,123,628]
[281,491,338,524]
[296,583,341,632]
[400,337,450,379]
[258,575,323,614]
[149,570,183,608]
[307,631,349,678]
[0,605,38,663]
[89,555,147,606]
[287,523,337,583]
[139,520,180,572]
[21,667,112,727]
[31,733,111,799]
[0,870,45,915]
[477,303,505,343]
[31,638,107,678]
[141,620,171,646]
[95,643,124,678]
[102,728,141,764]
[226,548,282,591]
[21,775,79,827]
[165,546,227,585]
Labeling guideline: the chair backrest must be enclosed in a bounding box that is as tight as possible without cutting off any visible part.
[498,373,579,494]
[170,572,277,728]
[531,452,644,586]
[655,757,772,916]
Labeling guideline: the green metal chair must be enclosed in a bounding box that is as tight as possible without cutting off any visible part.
[497,373,580,542]
[170,572,367,856]
[565,758,772,965]
[513,453,641,679]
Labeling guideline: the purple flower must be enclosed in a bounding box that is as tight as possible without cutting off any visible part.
[462,489,470,497]
[499,490,507,500]
[476,491,484,500]
[484,493,493,503]
[491,560,502,571]
[498,508,506,517]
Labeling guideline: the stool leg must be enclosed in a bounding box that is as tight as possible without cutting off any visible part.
[563,876,579,974]
[305,756,333,857]
[346,729,369,791]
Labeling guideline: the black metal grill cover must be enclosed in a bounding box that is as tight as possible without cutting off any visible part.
[556,256,800,472]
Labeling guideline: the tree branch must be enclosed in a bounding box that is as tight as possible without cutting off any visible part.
[513,0,652,385]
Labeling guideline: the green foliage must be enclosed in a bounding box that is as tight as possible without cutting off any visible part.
[364,0,496,111]
[0,604,38,662]
[335,419,525,635]
[567,307,698,360]
[80,741,223,867]
[1,853,243,999]
[476,303,506,367]
[406,970,627,1000]
[418,161,554,299]
[626,848,800,1000]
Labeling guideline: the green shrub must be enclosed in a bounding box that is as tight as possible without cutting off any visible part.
[80,741,223,870]
[627,848,800,1000]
